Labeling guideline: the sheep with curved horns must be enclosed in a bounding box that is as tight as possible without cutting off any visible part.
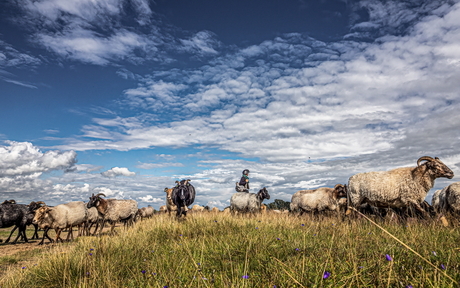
[86,193,138,234]
[230,187,270,214]
[33,201,88,245]
[432,182,460,215]
[347,156,454,217]
[290,184,347,215]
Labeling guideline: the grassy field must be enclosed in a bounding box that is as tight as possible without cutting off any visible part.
[0,212,459,287]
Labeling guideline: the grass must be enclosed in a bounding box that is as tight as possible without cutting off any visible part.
[0,212,459,287]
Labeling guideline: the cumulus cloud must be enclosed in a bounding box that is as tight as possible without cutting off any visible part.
[138,195,163,203]
[101,167,135,177]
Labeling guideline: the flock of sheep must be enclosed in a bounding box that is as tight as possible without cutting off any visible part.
[1,155,459,246]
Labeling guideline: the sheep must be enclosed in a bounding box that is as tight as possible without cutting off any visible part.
[211,207,219,213]
[0,201,44,244]
[230,187,270,214]
[347,156,453,218]
[191,204,206,213]
[171,179,196,218]
[432,182,460,215]
[290,184,347,216]
[159,205,167,213]
[87,193,138,235]
[33,201,88,245]
[164,188,178,216]
[260,204,267,214]
[138,205,154,220]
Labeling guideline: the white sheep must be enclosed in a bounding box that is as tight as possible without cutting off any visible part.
[230,187,270,214]
[432,182,460,215]
[290,184,347,215]
[347,156,454,216]
[33,201,88,244]
[87,193,138,234]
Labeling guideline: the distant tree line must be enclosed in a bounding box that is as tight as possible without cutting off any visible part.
[266,199,290,211]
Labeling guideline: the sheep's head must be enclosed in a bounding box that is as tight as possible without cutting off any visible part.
[87,193,106,209]
[417,156,454,179]
[164,188,174,202]
[333,184,347,199]
[257,187,270,201]
[32,206,52,225]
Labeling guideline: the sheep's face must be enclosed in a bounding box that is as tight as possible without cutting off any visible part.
[32,206,51,226]
[87,195,100,209]
[258,187,270,200]
[333,184,347,199]
[427,157,454,179]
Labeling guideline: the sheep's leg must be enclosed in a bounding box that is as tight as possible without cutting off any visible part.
[12,226,28,244]
[4,226,18,243]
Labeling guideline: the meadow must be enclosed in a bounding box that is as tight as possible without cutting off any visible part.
[0,212,459,287]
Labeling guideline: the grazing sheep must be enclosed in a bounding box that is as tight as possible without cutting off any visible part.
[290,184,347,215]
[230,187,270,214]
[138,205,154,220]
[192,205,206,212]
[432,182,460,215]
[86,193,138,234]
[33,201,88,245]
[347,156,454,217]
[159,205,167,213]
[164,188,177,215]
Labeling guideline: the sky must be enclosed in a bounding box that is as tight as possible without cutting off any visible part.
[1,0,460,209]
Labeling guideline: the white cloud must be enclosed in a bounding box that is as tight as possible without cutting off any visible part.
[138,195,163,203]
[101,167,135,177]
[136,162,184,169]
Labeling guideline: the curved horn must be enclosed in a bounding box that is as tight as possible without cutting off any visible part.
[95,193,106,198]
[36,201,45,206]
[164,188,169,192]
[175,180,179,184]
[417,156,434,167]
[183,179,189,185]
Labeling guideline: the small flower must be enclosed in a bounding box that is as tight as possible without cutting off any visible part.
[202,277,208,280]
[301,224,305,226]
[21,266,26,269]
[141,270,146,274]
[86,272,90,275]
[276,238,280,240]
[358,266,364,269]
[432,251,437,256]
[295,248,300,251]
[214,220,218,222]
[242,275,249,279]
[385,254,393,261]
[323,271,331,279]
[255,227,258,229]
[197,263,201,265]
[163,286,168,288]
[89,253,93,256]
[405,285,413,288]
[90,248,94,251]
[440,264,446,270]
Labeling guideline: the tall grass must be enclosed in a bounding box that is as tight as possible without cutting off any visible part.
[1,213,459,287]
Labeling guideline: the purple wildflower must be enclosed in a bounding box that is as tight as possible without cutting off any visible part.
[255,227,258,229]
[323,271,331,279]
[163,286,168,288]
[405,285,413,288]
[358,266,364,269]
[301,224,305,226]
[141,270,146,274]
[440,264,446,270]
[295,248,300,251]
[276,238,280,240]
[385,254,393,261]
[86,272,90,275]
[89,253,93,256]
[242,275,249,279]
[90,248,94,251]
[21,267,26,269]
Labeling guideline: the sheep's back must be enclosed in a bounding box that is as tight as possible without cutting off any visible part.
[230,193,258,211]
[105,199,138,221]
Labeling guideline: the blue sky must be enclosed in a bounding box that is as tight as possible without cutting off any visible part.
[1,0,460,209]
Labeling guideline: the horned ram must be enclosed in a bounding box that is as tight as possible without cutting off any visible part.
[347,156,454,217]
